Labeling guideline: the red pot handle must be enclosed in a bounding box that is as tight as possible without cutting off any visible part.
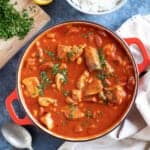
[124,38,150,74]
[5,89,32,125]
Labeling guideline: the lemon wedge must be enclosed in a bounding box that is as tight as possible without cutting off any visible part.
[33,0,53,5]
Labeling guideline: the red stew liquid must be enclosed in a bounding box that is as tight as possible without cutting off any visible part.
[20,23,136,138]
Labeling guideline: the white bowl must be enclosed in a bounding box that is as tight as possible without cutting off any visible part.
[66,0,127,15]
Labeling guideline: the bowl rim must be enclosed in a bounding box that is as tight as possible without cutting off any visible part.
[17,20,138,141]
[66,0,127,15]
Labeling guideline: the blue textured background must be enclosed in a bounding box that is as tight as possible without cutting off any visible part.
[0,0,150,149]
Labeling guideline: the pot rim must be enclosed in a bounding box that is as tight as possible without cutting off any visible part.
[17,20,139,141]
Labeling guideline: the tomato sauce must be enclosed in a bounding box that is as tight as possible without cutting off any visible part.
[20,23,136,138]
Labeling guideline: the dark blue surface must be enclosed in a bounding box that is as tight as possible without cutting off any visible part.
[0,0,150,149]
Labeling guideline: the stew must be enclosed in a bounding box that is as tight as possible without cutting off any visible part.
[20,23,136,138]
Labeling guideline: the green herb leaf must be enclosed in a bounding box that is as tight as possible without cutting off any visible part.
[40,71,51,84]
[98,48,106,67]
[38,71,52,95]
[37,84,45,96]
[97,73,106,81]
[85,110,93,119]
[99,92,108,104]
[59,69,68,83]
[68,113,73,120]
[52,64,68,83]
[52,64,60,75]
[99,92,106,100]
[63,90,70,97]
[47,51,55,60]
[68,104,77,120]
[67,52,74,61]
[100,54,106,67]
[68,104,76,111]
[97,73,108,87]
[103,98,109,104]
[0,0,33,40]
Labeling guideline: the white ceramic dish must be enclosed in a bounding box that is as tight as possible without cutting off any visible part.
[66,0,127,15]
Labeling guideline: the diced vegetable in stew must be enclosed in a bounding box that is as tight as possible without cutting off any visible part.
[20,23,136,138]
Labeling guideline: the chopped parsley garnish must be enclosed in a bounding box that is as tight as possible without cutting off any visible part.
[68,113,73,120]
[37,71,52,95]
[98,48,106,67]
[99,54,106,67]
[47,51,55,60]
[52,64,68,83]
[85,110,93,119]
[63,90,70,97]
[82,31,94,39]
[99,92,108,104]
[59,69,68,83]
[96,48,109,87]
[40,71,51,83]
[0,0,33,40]
[37,84,45,96]
[68,104,77,120]
[97,73,106,81]
[99,92,106,100]
[67,52,74,61]
[103,98,109,104]
[97,70,109,87]
[52,64,60,75]
[68,104,76,110]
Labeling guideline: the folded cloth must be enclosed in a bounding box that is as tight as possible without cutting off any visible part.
[58,15,150,150]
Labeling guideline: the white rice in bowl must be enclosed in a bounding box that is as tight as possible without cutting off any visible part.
[70,0,122,13]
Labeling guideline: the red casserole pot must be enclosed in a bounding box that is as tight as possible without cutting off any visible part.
[5,21,150,141]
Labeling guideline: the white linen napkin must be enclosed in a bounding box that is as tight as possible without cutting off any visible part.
[58,15,150,150]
